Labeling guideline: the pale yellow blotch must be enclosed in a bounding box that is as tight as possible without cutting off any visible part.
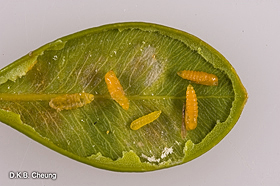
[26,60,37,72]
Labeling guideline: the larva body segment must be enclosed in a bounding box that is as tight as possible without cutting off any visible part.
[130,110,162,130]
[49,92,94,111]
[105,70,129,110]
[177,70,218,86]
[185,84,198,131]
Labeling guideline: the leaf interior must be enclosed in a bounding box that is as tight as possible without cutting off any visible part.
[0,28,234,164]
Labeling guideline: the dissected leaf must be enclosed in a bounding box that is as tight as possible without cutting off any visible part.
[0,22,247,172]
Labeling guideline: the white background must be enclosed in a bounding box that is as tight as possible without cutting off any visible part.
[0,0,280,185]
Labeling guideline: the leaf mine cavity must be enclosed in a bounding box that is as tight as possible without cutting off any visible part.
[0,22,247,172]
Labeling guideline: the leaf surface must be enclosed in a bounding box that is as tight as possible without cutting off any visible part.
[0,22,247,171]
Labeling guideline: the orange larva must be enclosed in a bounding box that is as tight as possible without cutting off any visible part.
[177,70,218,86]
[185,84,198,131]
[105,70,129,110]
[49,92,94,111]
[130,110,162,130]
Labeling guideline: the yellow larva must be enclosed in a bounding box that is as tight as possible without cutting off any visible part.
[130,110,162,130]
[105,70,129,110]
[49,92,94,111]
[177,70,218,86]
[185,84,198,131]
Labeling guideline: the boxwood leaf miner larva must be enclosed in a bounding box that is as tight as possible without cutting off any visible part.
[49,92,94,111]
[177,70,218,86]
[130,110,162,130]
[105,70,129,110]
[185,84,198,131]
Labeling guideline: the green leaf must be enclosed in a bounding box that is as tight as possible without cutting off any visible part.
[0,22,247,172]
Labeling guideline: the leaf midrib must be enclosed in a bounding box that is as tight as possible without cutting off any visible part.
[0,93,234,101]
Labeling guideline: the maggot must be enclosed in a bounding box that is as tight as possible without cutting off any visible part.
[49,92,94,111]
[130,110,162,130]
[185,84,198,130]
[177,70,218,86]
[105,70,129,110]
